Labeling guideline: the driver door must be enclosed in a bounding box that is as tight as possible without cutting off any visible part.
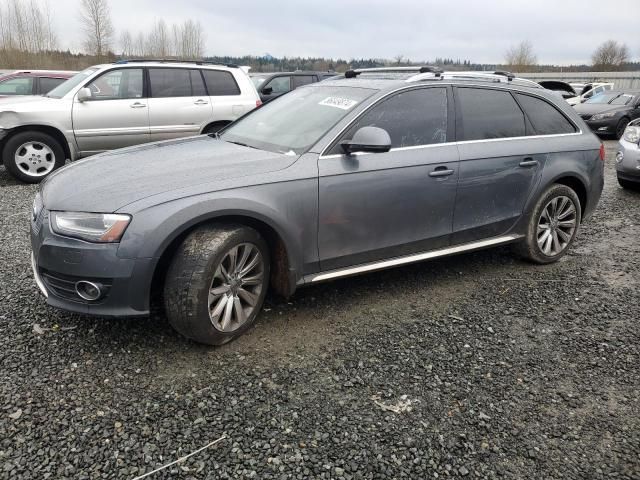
[72,68,150,155]
[317,87,458,271]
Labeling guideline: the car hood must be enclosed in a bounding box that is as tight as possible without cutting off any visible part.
[573,103,627,116]
[0,96,67,127]
[42,136,298,212]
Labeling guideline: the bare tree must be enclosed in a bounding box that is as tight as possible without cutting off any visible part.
[504,40,537,72]
[146,19,171,57]
[119,30,133,57]
[173,19,204,59]
[393,54,404,66]
[79,0,114,58]
[591,40,629,71]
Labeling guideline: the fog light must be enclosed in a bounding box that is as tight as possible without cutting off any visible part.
[75,281,103,301]
[615,151,624,163]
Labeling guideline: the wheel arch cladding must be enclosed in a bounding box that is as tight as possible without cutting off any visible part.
[1,125,72,161]
[150,214,294,307]
[553,176,587,218]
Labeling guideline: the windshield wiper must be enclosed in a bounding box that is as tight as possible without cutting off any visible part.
[225,140,258,149]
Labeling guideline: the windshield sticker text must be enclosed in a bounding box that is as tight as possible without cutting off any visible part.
[318,97,358,110]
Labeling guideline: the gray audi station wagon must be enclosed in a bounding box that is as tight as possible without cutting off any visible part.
[30,67,604,345]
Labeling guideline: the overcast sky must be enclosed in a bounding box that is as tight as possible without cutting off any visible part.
[49,0,639,65]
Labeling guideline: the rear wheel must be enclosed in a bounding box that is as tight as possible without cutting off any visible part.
[615,117,630,139]
[3,131,66,183]
[164,224,270,345]
[515,184,582,264]
[203,122,230,135]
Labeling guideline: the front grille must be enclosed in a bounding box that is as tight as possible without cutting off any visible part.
[39,269,112,303]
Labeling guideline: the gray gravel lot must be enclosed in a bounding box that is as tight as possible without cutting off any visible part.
[0,141,639,479]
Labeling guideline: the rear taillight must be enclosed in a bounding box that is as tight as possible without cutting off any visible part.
[256,100,262,108]
[599,143,605,162]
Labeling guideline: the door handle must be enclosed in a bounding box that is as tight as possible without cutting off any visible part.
[130,102,146,108]
[194,99,209,105]
[519,158,538,167]
[429,167,455,177]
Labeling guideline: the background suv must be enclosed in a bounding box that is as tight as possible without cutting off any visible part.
[0,70,75,97]
[250,71,336,103]
[0,60,261,183]
[31,67,604,346]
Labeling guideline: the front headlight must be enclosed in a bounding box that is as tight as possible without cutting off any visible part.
[591,112,617,120]
[623,126,640,144]
[50,212,131,243]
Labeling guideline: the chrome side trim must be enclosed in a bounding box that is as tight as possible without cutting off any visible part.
[31,253,48,298]
[308,235,522,283]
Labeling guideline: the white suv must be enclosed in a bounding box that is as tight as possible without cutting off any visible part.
[0,60,261,183]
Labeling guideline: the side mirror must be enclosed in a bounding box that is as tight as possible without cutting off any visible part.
[340,126,392,155]
[77,87,92,102]
[262,86,273,95]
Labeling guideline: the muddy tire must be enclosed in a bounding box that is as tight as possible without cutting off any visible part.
[164,224,270,345]
[3,131,66,183]
[514,184,582,264]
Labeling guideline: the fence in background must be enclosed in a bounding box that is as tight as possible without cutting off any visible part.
[519,72,640,89]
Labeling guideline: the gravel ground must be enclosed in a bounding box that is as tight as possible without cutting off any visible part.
[1,141,639,479]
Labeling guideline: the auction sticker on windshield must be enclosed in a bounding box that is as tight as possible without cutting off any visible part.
[319,97,359,110]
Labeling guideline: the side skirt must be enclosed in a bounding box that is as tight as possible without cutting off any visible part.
[304,234,523,284]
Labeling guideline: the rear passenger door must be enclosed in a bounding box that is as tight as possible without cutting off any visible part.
[201,69,248,123]
[318,87,458,271]
[452,87,551,244]
[147,68,213,141]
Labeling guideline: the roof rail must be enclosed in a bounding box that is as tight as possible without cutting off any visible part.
[114,59,239,68]
[406,70,542,89]
[344,65,442,79]
[493,70,515,80]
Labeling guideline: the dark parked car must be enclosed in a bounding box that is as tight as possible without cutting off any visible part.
[0,70,75,97]
[250,71,336,103]
[31,67,604,345]
[573,89,640,139]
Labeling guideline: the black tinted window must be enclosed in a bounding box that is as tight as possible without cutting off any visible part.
[39,77,66,94]
[515,93,576,135]
[293,75,314,88]
[149,68,191,97]
[335,87,448,152]
[202,70,240,96]
[190,70,207,96]
[457,88,525,140]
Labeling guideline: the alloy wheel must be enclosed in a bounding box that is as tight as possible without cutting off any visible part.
[15,141,56,177]
[536,196,577,256]
[208,243,265,332]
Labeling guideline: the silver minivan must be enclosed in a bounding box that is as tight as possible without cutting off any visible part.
[0,60,261,183]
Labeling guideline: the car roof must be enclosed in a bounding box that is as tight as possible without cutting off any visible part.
[1,70,75,77]
[249,71,332,77]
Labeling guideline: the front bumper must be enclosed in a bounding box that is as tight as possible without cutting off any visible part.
[616,138,640,182]
[584,118,618,135]
[30,209,154,317]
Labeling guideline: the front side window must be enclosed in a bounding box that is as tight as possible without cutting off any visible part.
[265,76,291,94]
[515,94,576,135]
[87,68,143,100]
[46,68,98,98]
[457,88,525,140]
[220,85,375,155]
[0,76,33,95]
[332,87,448,153]
[202,70,240,96]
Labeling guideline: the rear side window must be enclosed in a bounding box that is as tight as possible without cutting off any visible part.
[332,87,448,153]
[515,93,576,135]
[149,68,192,97]
[457,88,525,140]
[39,77,66,94]
[292,75,315,88]
[202,70,241,96]
[0,76,34,95]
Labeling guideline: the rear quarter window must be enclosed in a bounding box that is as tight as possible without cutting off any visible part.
[514,93,577,135]
[457,88,525,140]
[202,70,241,96]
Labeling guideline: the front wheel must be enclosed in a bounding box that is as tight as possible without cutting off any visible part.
[515,184,582,264]
[3,131,66,183]
[164,224,270,345]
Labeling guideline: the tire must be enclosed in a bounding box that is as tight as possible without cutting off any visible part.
[164,224,270,346]
[514,184,582,264]
[615,117,630,140]
[3,131,66,183]
[618,176,640,190]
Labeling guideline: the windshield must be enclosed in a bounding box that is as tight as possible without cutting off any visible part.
[46,68,98,98]
[251,75,268,88]
[220,85,375,154]
[610,94,634,105]
[585,93,621,104]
